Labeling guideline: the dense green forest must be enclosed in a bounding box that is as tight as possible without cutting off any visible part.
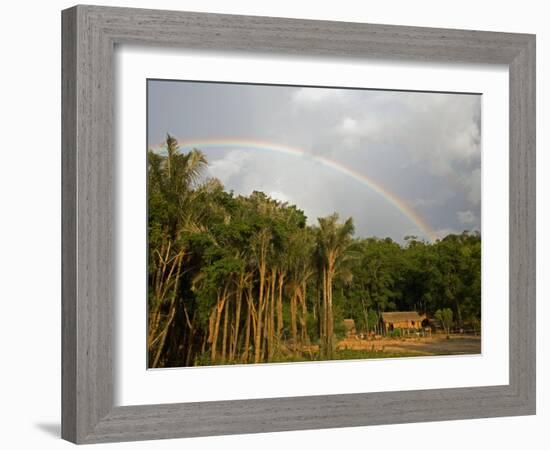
[147,135,481,368]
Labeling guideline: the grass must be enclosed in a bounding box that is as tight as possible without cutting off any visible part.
[191,348,423,366]
[332,349,426,360]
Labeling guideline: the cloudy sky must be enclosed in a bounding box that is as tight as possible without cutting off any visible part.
[148,80,481,242]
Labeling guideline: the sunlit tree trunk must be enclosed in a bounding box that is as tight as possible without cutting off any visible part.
[290,291,298,346]
[245,285,257,362]
[325,252,336,359]
[230,274,244,362]
[268,268,276,359]
[262,278,271,361]
[148,242,183,351]
[221,293,230,361]
[242,295,251,363]
[206,308,215,352]
[150,251,184,368]
[254,262,266,364]
[150,297,176,368]
[277,271,285,340]
[300,281,308,345]
[319,267,327,353]
[211,285,229,363]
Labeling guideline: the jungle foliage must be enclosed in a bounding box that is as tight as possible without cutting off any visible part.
[147,136,481,367]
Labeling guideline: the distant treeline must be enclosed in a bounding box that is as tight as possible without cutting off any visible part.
[148,135,481,367]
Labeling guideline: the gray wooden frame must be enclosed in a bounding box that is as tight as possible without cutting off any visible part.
[62,5,536,444]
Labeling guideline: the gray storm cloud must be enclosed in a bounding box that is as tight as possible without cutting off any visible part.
[148,81,481,242]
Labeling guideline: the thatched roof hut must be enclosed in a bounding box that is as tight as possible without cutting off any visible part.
[381,311,426,332]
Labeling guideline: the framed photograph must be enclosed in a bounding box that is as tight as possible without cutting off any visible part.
[62,5,536,444]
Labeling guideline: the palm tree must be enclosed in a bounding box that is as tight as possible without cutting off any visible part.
[147,135,207,367]
[316,214,355,359]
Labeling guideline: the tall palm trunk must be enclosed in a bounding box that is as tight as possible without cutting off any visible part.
[242,294,252,363]
[290,291,298,346]
[268,268,276,359]
[321,268,327,347]
[254,262,266,364]
[210,285,229,363]
[277,271,285,339]
[325,254,336,359]
[221,293,230,361]
[326,271,334,359]
[300,280,308,345]
[230,274,244,362]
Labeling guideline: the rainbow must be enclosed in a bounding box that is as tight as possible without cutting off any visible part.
[151,138,437,242]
